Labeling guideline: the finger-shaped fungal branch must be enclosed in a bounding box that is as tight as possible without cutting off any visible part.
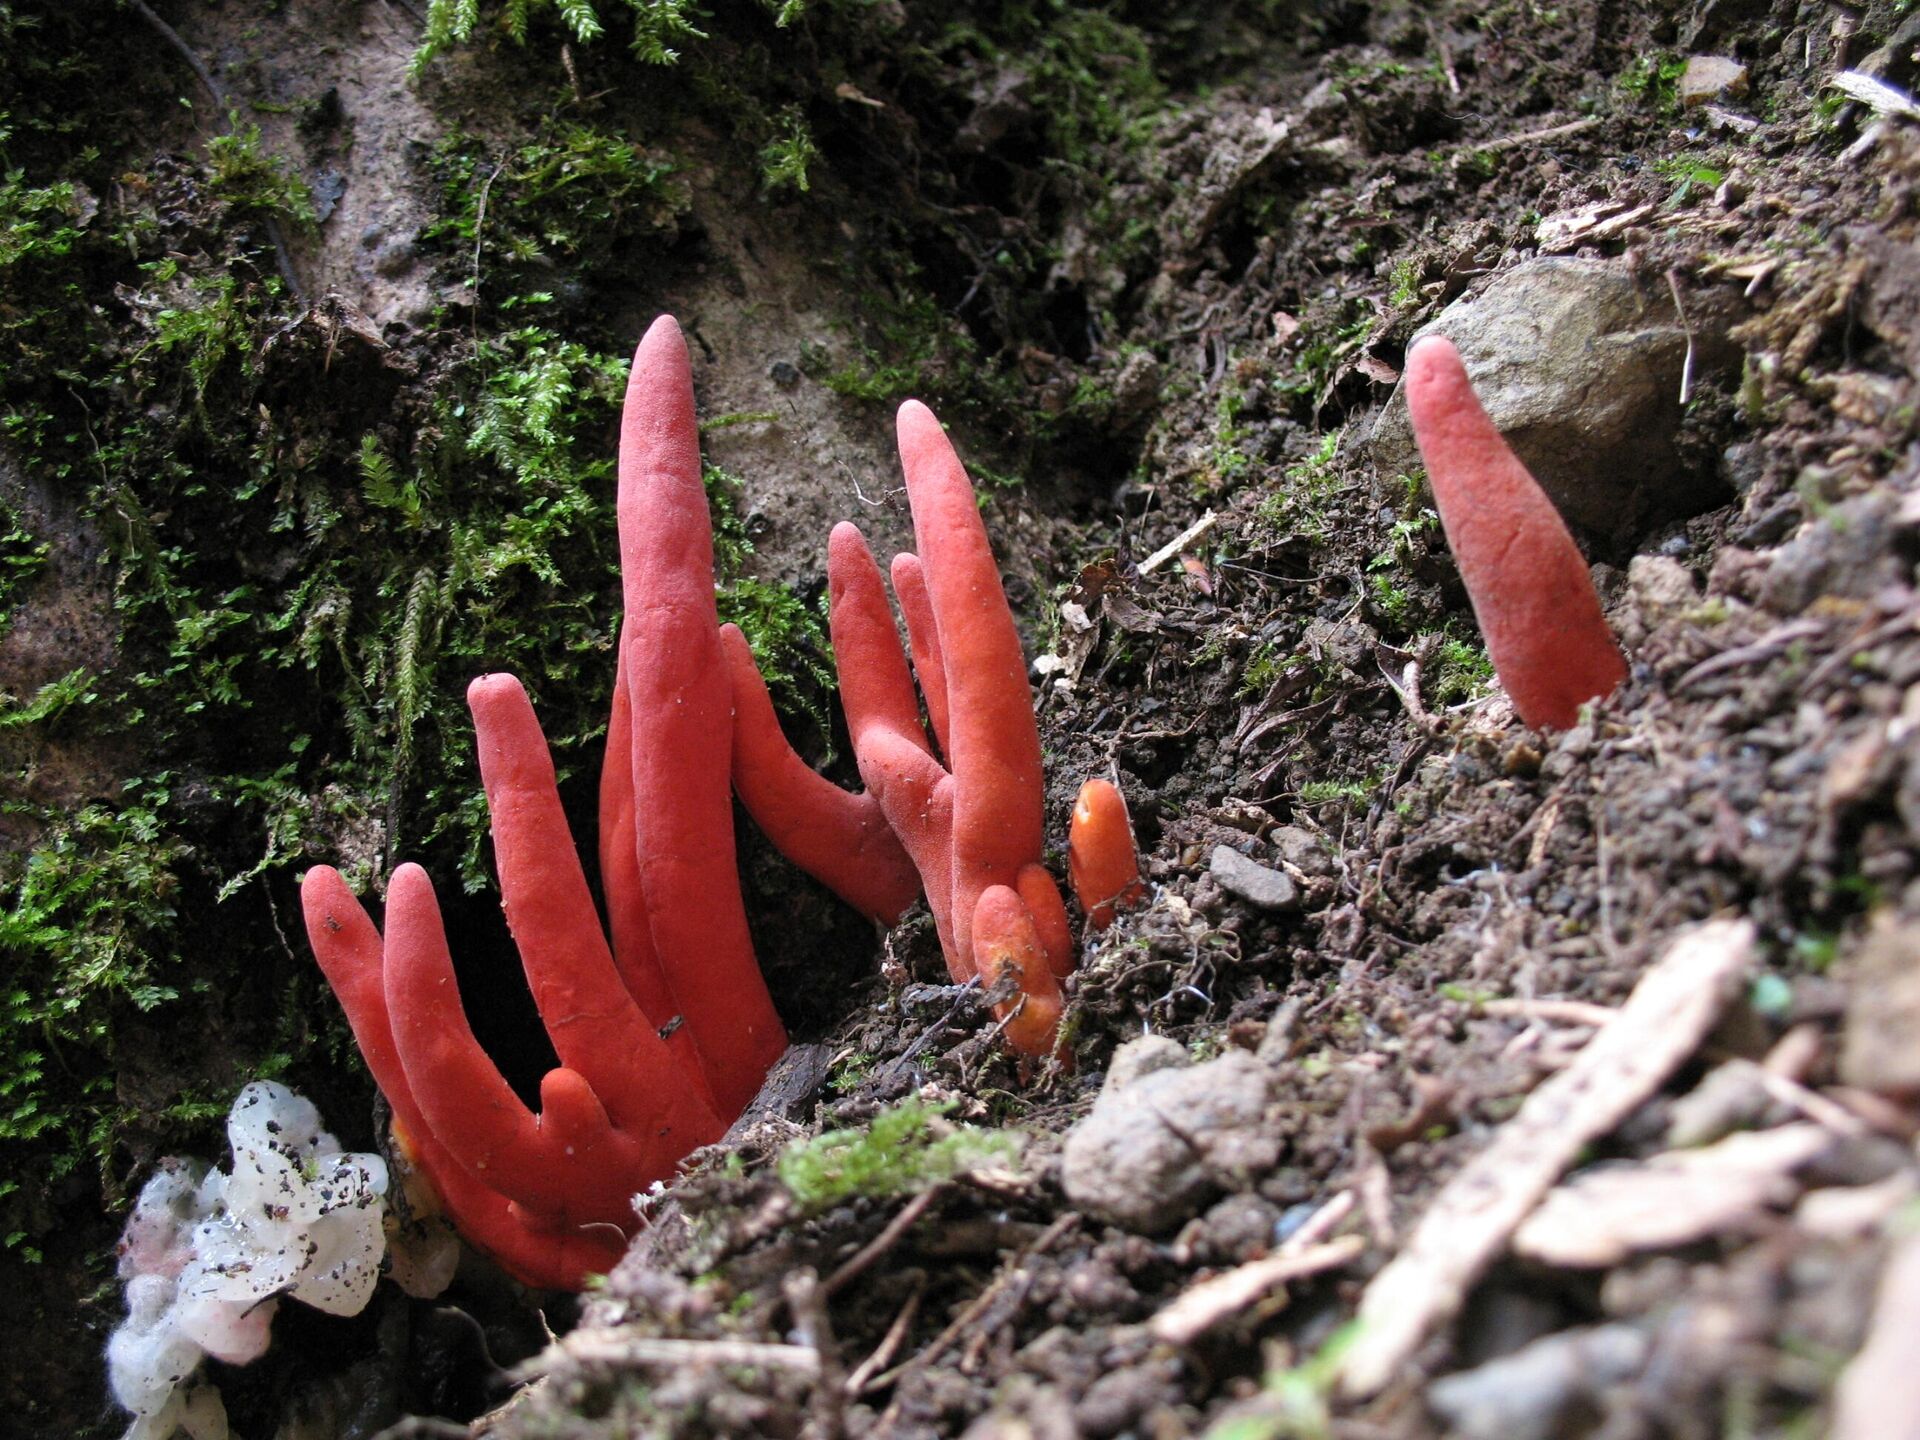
[829,404,1074,1055]
[611,315,786,1119]
[720,622,922,926]
[1068,778,1146,931]
[1403,335,1628,730]
[303,673,743,1287]
[302,866,633,1290]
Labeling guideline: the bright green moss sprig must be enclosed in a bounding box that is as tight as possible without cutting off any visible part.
[776,1098,1020,1214]
[411,0,806,76]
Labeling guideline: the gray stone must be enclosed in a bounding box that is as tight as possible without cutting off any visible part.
[1428,1324,1648,1440]
[1759,491,1904,613]
[1370,258,1726,544]
[1209,845,1299,911]
[1061,1040,1278,1233]
[1678,55,1749,108]
[1269,824,1334,877]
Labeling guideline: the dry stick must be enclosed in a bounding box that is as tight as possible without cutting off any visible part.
[844,1279,924,1397]
[1479,998,1621,1028]
[865,1212,1080,1394]
[1800,606,1920,695]
[127,0,305,302]
[518,1329,825,1381]
[1139,510,1220,575]
[784,1270,848,1440]
[824,1189,940,1297]
[880,979,982,1084]
[1676,619,1826,691]
[1476,116,1601,153]
[1150,1236,1367,1346]
[1336,918,1757,1400]
[1666,269,1697,405]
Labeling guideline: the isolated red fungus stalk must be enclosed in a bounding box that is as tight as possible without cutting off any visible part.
[826,402,1074,1055]
[1403,334,1628,731]
[1068,778,1145,931]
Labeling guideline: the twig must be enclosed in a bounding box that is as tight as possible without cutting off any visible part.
[1281,1190,1356,1252]
[1378,637,1441,735]
[1139,510,1219,575]
[1666,269,1695,405]
[865,1212,1079,1392]
[470,158,508,325]
[881,978,981,1083]
[1755,1070,1870,1139]
[824,1189,940,1297]
[518,1330,824,1381]
[1676,619,1826,691]
[844,1279,923,1396]
[1337,919,1757,1399]
[1476,116,1600,154]
[1799,606,1920,695]
[1150,1236,1366,1345]
[784,1270,846,1440]
[1479,998,1620,1028]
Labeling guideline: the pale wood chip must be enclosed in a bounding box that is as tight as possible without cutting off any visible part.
[1150,1235,1366,1346]
[1512,1123,1832,1267]
[1831,1229,1920,1440]
[1139,510,1220,575]
[1336,919,1756,1399]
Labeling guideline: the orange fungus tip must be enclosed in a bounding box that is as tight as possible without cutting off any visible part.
[1067,778,1145,931]
[972,885,1068,1059]
[1402,335,1627,731]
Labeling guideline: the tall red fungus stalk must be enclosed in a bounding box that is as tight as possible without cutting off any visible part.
[1404,335,1627,730]
[303,317,1138,1286]
[825,405,1076,1054]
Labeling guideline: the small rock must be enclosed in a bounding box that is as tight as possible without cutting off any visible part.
[1189,1192,1285,1264]
[767,359,801,389]
[1269,824,1333,877]
[372,239,415,277]
[1428,1324,1648,1440]
[1840,914,1920,1094]
[310,168,347,224]
[1061,1038,1278,1233]
[1209,846,1299,911]
[1761,492,1904,613]
[1370,258,1732,543]
[1628,554,1700,620]
[1678,55,1749,108]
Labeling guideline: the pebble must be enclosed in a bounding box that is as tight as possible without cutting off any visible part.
[1209,846,1299,911]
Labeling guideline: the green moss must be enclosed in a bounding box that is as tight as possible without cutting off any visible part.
[0,796,189,1242]
[776,1098,1019,1213]
[0,499,47,635]
[1297,776,1375,807]
[424,122,687,290]
[411,0,808,74]
[204,122,316,223]
[759,104,819,194]
[1617,52,1687,113]
[1432,636,1493,704]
